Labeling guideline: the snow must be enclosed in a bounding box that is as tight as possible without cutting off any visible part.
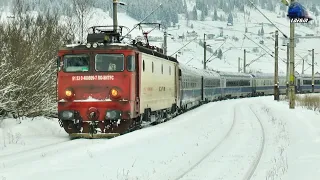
[0,117,68,157]
[1,96,320,179]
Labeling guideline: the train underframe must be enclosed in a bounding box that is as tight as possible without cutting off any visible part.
[58,102,182,139]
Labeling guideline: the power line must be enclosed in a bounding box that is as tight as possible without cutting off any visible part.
[170,36,198,56]
[244,34,287,64]
[205,41,227,63]
[247,0,288,38]
[120,2,166,41]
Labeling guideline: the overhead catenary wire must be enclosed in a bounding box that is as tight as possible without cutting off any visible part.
[205,41,227,63]
[170,36,198,56]
[247,0,288,38]
[244,34,288,64]
[120,2,167,41]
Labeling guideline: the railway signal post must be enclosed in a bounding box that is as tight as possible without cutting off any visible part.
[289,3,296,109]
[274,30,279,101]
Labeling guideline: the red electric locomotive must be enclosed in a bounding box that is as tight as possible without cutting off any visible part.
[56,23,179,138]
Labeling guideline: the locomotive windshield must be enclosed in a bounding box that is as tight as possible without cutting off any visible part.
[63,54,90,72]
[95,54,124,72]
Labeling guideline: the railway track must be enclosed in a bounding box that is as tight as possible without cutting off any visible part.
[242,105,266,180]
[172,104,238,180]
[171,103,266,180]
[0,139,99,171]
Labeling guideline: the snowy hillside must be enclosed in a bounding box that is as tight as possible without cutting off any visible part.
[61,2,320,74]
[1,1,320,74]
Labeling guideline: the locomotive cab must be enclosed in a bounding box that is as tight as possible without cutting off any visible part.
[57,26,140,138]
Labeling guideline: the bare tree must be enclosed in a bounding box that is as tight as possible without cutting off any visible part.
[72,0,94,42]
[0,1,69,118]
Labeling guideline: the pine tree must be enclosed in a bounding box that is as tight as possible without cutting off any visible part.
[203,5,208,16]
[192,6,198,20]
[213,8,218,21]
[239,4,245,12]
[172,12,179,25]
[227,13,233,25]
[201,11,205,21]
[261,25,264,36]
[218,49,223,59]
[196,0,201,9]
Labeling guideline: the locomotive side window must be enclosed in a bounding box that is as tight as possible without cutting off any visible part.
[143,60,145,71]
[152,62,154,73]
[127,55,135,71]
[95,54,124,72]
[63,54,90,72]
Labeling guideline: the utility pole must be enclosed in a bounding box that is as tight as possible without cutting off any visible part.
[312,49,315,93]
[286,43,290,97]
[289,0,296,109]
[302,58,304,74]
[274,30,279,101]
[244,49,246,73]
[238,57,241,72]
[204,33,207,69]
[164,30,167,55]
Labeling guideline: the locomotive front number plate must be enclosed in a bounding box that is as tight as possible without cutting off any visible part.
[72,75,115,81]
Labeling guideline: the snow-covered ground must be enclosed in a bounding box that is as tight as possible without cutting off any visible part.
[0,117,68,157]
[1,96,319,180]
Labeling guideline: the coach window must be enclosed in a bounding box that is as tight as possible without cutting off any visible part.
[127,55,135,71]
[63,54,90,72]
[95,54,124,72]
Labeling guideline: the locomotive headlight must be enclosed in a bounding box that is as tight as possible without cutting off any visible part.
[86,43,91,48]
[65,88,74,98]
[92,43,98,48]
[110,88,119,98]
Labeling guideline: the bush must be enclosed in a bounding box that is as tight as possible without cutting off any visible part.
[296,94,320,111]
[0,8,69,118]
